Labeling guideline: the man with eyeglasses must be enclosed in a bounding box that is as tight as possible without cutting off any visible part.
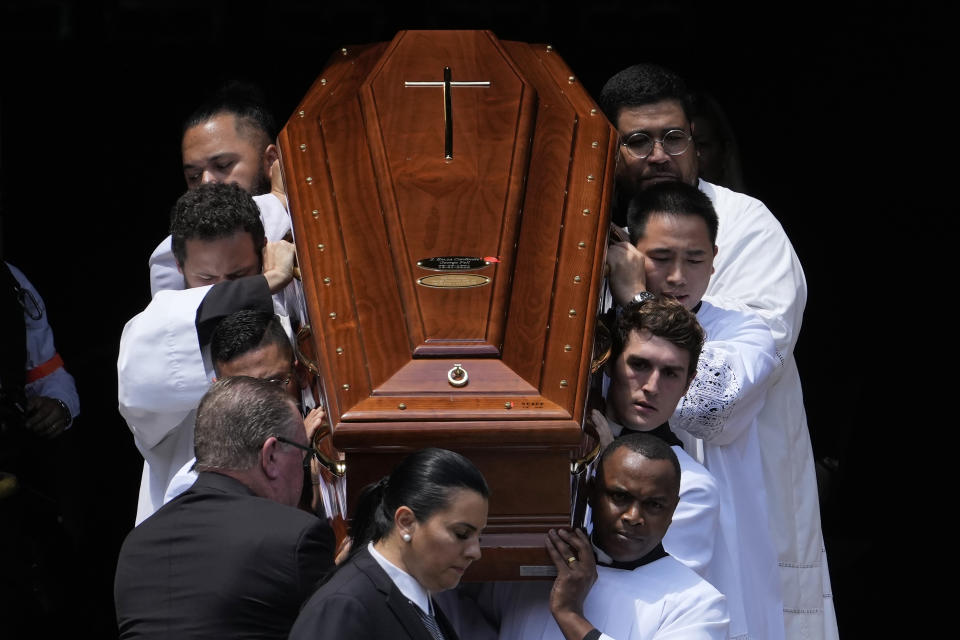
[119,183,301,526]
[114,376,335,640]
[598,64,837,640]
[160,309,332,516]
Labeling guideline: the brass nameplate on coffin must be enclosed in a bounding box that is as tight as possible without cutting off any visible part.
[417,256,493,272]
[417,274,491,289]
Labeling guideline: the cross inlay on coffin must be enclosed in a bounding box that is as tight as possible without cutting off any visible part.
[404,66,491,159]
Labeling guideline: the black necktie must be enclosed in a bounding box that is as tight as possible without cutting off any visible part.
[411,600,446,640]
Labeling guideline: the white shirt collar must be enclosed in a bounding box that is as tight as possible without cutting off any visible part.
[368,541,432,615]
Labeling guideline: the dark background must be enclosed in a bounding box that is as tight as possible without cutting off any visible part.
[0,0,935,636]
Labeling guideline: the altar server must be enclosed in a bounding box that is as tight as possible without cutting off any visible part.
[608,180,784,639]
[118,183,297,524]
[599,62,836,640]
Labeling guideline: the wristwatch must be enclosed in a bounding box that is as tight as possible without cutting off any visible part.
[632,291,656,305]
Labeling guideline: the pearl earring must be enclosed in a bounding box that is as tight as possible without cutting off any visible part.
[402,533,412,542]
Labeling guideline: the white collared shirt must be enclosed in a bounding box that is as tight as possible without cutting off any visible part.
[368,541,433,615]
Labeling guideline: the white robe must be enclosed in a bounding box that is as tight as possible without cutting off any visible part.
[661,446,722,581]
[672,296,784,640]
[117,286,212,525]
[118,280,298,525]
[578,417,736,636]
[452,555,729,640]
[123,193,297,524]
[147,192,291,297]
[698,180,838,640]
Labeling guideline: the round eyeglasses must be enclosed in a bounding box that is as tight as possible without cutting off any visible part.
[620,129,692,159]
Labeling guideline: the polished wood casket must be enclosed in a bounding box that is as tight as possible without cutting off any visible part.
[278,30,617,580]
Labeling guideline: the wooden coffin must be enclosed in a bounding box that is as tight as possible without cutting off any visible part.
[278,29,616,580]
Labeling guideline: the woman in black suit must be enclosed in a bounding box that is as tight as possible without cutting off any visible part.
[289,448,489,640]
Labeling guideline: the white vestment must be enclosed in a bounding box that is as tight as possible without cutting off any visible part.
[697,180,837,640]
[147,193,291,297]
[118,286,212,525]
[124,192,297,524]
[118,281,297,525]
[672,296,784,640]
[657,444,721,580]
[443,555,729,640]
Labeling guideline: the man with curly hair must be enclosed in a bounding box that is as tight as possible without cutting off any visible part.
[119,183,299,525]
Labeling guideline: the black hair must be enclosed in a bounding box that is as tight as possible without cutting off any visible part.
[595,431,681,492]
[169,182,264,267]
[182,80,277,150]
[349,448,490,555]
[211,310,292,376]
[627,181,719,246]
[598,63,693,125]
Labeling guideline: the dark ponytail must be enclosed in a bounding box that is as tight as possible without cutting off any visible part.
[348,448,489,555]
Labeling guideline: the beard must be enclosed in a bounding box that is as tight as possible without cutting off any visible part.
[251,166,273,196]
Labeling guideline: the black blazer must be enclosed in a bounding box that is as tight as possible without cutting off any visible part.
[114,472,335,639]
[289,547,460,640]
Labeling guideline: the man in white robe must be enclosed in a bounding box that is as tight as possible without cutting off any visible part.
[607,181,784,639]
[118,183,297,524]
[440,433,728,640]
[148,192,290,297]
[599,63,837,639]
[593,302,723,585]
[149,83,291,297]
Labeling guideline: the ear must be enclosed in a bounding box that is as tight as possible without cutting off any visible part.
[394,505,418,538]
[264,143,279,168]
[294,361,311,391]
[711,244,718,274]
[260,437,283,480]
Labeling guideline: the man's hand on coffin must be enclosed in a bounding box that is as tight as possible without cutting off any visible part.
[262,240,297,293]
[546,527,598,640]
[589,409,615,448]
[269,159,288,211]
[334,536,352,565]
[304,405,327,444]
[607,241,647,306]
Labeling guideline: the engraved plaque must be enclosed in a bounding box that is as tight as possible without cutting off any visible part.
[417,274,491,288]
[417,256,492,271]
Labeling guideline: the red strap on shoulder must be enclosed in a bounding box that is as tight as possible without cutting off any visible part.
[26,352,64,383]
